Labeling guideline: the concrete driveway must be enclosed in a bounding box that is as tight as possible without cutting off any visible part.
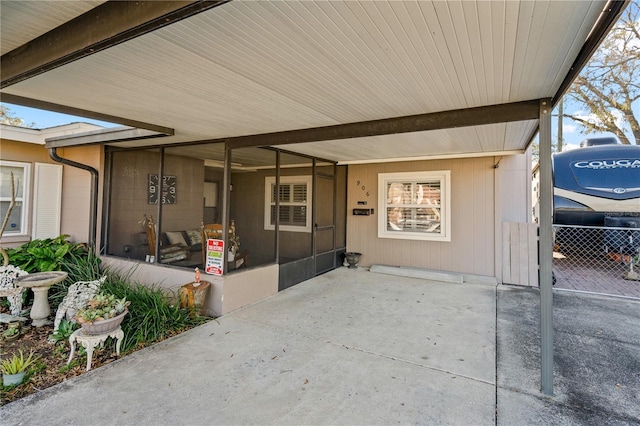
[1,268,638,425]
[498,286,640,425]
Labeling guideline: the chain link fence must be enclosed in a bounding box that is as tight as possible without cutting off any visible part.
[553,223,640,296]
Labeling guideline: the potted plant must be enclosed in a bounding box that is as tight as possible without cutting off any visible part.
[1,349,38,386]
[75,293,130,335]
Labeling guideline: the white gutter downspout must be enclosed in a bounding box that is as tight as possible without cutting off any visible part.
[48,148,99,250]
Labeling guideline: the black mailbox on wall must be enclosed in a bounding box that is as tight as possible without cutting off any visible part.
[353,208,372,216]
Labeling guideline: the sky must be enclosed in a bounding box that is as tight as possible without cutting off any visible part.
[2,103,118,129]
[541,98,631,151]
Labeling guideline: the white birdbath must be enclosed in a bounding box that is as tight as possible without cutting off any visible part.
[15,271,68,327]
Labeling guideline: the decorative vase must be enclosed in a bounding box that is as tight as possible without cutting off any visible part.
[344,252,362,269]
[80,310,128,335]
[3,328,21,341]
[3,321,21,340]
[3,371,26,386]
[7,321,21,331]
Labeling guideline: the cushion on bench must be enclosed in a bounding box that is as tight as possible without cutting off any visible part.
[161,230,202,260]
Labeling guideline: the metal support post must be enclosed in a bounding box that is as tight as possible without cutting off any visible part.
[539,98,554,396]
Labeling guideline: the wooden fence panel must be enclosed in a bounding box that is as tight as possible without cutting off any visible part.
[502,222,538,286]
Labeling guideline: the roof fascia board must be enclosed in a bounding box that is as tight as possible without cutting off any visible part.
[337,150,525,166]
[1,0,230,89]
[0,124,42,144]
[552,0,630,106]
[222,99,541,149]
[1,122,105,144]
[45,126,166,148]
[1,93,174,136]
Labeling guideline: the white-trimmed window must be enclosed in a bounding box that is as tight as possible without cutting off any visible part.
[378,171,451,242]
[264,176,312,233]
[0,161,31,237]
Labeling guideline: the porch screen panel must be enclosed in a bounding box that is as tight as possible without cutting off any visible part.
[229,147,277,269]
[107,149,161,261]
[277,152,312,264]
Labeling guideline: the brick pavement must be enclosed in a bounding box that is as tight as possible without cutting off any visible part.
[553,252,640,299]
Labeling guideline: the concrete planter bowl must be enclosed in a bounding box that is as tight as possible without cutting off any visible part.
[81,310,128,335]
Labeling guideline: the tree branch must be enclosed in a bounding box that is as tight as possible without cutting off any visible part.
[0,172,16,267]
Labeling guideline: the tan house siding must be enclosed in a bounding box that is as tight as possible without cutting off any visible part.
[0,139,101,247]
[1,138,53,163]
[347,157,497,277]
[57,145,104,246]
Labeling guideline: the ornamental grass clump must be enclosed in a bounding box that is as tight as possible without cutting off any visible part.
[100,272,209,352]
[75,293,130,324]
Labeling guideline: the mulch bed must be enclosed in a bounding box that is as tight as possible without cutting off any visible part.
[0,319,122,406]
[0,307,197,406]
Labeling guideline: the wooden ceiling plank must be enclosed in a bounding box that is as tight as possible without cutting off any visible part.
[501,0,520,101]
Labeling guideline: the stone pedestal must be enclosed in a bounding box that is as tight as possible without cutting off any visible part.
[16,271,68,327]
[68,326,124,371]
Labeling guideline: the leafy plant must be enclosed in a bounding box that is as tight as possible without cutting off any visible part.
[75,293,130,324]
[49,319,78,345]
[31,360,47,375]
[7,235,86,273]
[57,360,80,373]
[0,350,38,375]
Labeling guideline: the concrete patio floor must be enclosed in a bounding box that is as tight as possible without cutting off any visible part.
[1,267,638,425]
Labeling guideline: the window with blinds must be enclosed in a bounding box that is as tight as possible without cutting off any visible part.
[264,176,312,232]
[0,160,31,237]
[378,171,451,242]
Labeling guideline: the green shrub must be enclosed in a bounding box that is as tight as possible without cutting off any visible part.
[7,235,207,361]
[7,235,87,273]
[100,271,209,352]
[49,248,103,309]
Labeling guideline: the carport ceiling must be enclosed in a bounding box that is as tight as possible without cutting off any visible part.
[0,1,625,164]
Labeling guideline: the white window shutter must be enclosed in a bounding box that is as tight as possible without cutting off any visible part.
[33,163,63,239]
